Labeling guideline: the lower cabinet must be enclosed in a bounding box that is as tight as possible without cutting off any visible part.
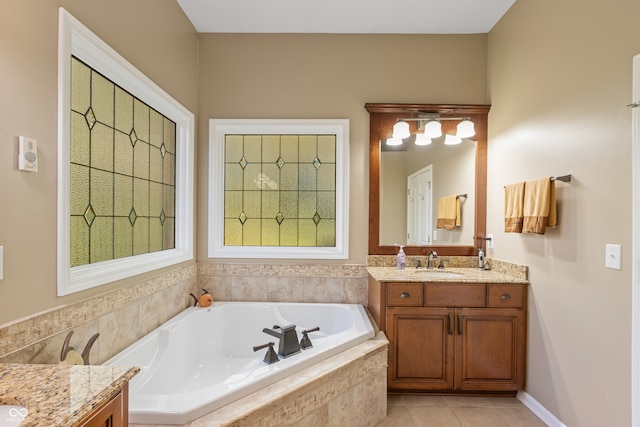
[371,278,527,393]
[79,383,128,427]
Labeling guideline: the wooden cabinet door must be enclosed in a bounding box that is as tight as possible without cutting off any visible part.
[454,308,526,391]
[387,307,454,391]
[80,384,128,427]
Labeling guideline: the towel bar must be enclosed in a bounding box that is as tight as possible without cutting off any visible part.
[551,174,572,183]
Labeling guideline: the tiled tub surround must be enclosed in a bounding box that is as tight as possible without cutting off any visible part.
[129,332,388,427]
[0,264,199,365]
[0,263,368,364]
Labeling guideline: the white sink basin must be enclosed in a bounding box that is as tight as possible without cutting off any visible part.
[410,270,465,279]
[0,405,27,427]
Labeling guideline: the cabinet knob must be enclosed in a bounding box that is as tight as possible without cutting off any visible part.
[400,292,410,299]
[501,293,511,300]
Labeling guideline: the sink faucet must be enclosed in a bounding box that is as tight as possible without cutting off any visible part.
[262,324,301,358]
[427,251,438,269]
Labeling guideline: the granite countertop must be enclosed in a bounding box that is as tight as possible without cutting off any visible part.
[0,363,138,427]
[367,267,529,284]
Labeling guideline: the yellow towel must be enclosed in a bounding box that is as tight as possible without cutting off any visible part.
[504,182,525,233]
[436,195,460,230]
[522,177,557,234]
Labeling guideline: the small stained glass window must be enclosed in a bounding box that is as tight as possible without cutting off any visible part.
[70,56,176,267]
[223,134,336,247]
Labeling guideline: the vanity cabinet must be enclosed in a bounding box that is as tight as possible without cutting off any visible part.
[369,277,526,393]
[79,384,128,427]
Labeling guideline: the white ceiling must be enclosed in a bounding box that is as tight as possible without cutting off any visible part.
[176,0,517,34]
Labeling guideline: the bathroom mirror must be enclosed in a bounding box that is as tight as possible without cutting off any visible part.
[366,103,490,256]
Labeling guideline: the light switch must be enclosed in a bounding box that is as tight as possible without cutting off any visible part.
[605,244,622,270]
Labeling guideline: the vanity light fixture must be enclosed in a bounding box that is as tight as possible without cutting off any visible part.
[388,117,475,146]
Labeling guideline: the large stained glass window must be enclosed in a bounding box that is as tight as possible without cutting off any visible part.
[209,119,349,259]
[58,9,194,296]
[70,57,176,266]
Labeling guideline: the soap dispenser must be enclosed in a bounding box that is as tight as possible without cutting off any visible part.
[478,248,485,270]
[397,245,406,269]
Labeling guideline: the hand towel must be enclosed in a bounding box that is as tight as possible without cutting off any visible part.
[436,195,460,230]
[522,177,557,234]
[504,182,525,233]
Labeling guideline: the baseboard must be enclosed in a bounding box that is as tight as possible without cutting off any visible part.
[517,390,566,427]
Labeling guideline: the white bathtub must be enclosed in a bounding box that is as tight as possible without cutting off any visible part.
[104,302,375,425]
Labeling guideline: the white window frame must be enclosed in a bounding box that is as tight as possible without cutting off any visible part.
[57,9,194,296]
[208,119,349,259]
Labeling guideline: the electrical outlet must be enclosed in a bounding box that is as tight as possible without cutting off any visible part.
[486,234,494,249]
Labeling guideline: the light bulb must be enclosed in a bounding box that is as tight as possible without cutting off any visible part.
[424,121,442,138]
[385,137,403,146]
[392,121,411,139]
[414,134,432,146]
[444,134,462,145]
[456,120,475,138]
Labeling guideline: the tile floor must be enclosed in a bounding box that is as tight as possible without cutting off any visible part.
[377,394,547,427]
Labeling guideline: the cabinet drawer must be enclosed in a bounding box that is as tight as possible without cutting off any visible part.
[387,282,423,306]
[424,283,486,307]
[487,284,525,308]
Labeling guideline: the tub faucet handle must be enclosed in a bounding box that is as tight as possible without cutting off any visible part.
[300,326,320,350]
[253,342,279,365]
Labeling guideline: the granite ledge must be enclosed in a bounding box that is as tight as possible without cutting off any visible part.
[367,266,529,284]
[0,363,138,427]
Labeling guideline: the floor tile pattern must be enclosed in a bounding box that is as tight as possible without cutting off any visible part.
[377,395,547,427]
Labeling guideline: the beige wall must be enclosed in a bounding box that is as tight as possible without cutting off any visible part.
[6,1,637,423]
[196,33,488,265]
[487,0,640,425]
[0,0,198,325]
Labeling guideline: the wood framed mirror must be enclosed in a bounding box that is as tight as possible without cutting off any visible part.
[366,103,491,256]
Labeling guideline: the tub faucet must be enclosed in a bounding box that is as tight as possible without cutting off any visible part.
[262,324,301,358]
[427,251,438,269]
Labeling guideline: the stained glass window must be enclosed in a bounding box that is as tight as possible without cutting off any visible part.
[70,56,176,267]
[208,119,349,259]
[223,134,336,247]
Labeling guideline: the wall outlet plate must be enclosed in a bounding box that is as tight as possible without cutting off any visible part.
[486,234,494,249]
[605,244,622,270]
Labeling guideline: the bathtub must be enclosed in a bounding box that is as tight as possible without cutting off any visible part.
[104,302,375,425]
